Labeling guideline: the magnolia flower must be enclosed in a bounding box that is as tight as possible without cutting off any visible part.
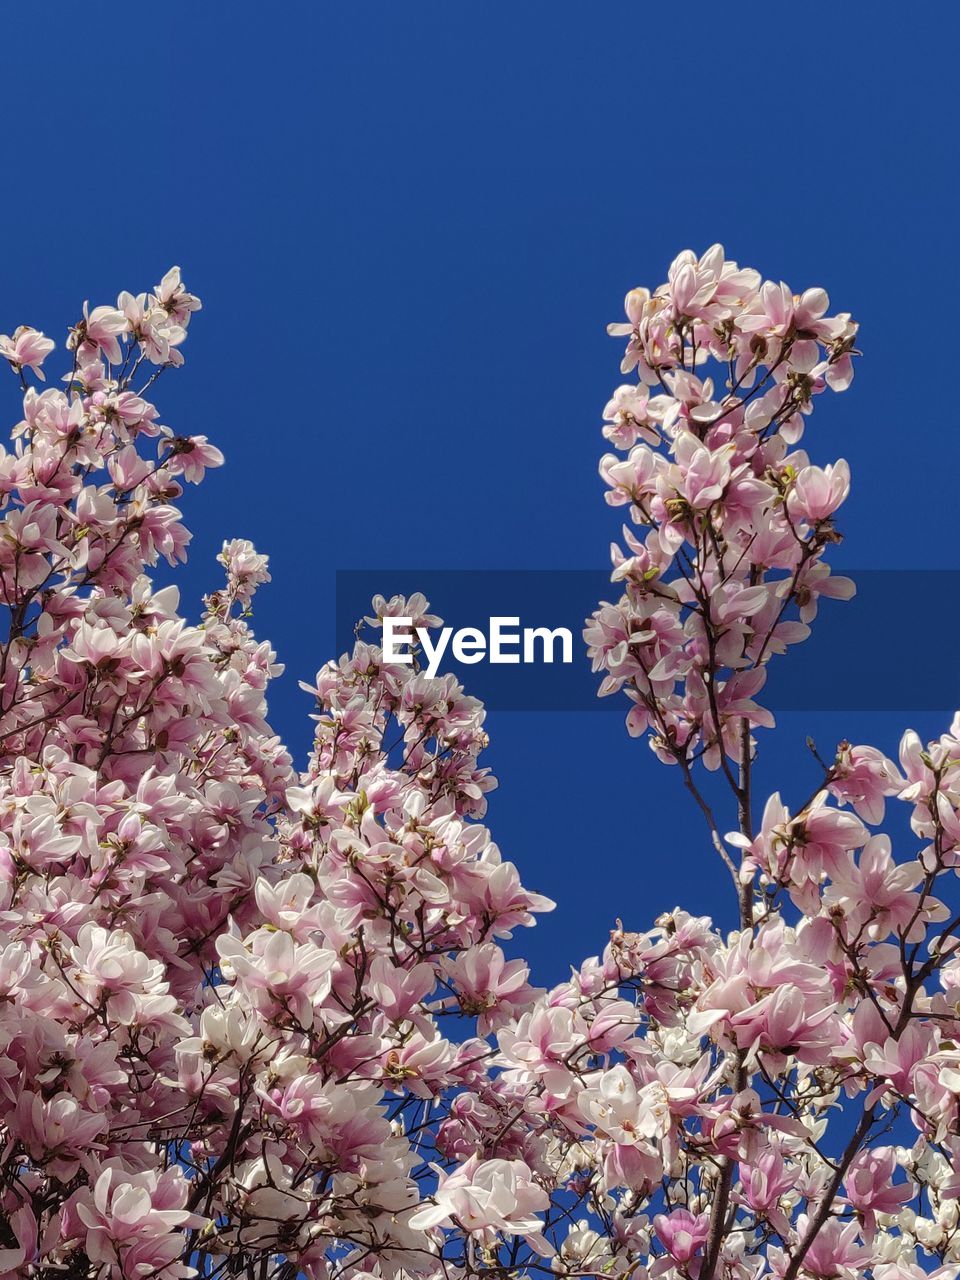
[218,536,272,604]
[12,1092,106,1182]
[578,1063,688,1145]
[154,266,202,327]
[787,459,851,522]
[653,1208,710,1264]
[72,301,129,364]
[409,1155,551,1252]
[0,326,54,379]
[75,1166,201,1276]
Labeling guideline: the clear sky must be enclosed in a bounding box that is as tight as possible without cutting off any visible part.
[2,3,957,979]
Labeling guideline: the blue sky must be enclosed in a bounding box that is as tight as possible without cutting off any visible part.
[2,3,957,980]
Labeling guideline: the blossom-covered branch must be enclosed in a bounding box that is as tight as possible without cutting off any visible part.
[1,254,959,1280]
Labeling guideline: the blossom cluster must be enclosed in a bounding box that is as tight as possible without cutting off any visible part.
[0,280,555,1277]
[1,256,959,1280]
[585,245,858,773]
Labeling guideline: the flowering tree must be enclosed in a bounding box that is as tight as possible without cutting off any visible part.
[0,252,958,1280]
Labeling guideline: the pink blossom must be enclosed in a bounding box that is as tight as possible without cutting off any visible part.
[409,1155,551,1251]
[72,301,129,365]
[842,1147,913,1239]
[653,1208,710,1264]
[74,1166,201,1278]
[0,325,55,379]
[787,459,851,522]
